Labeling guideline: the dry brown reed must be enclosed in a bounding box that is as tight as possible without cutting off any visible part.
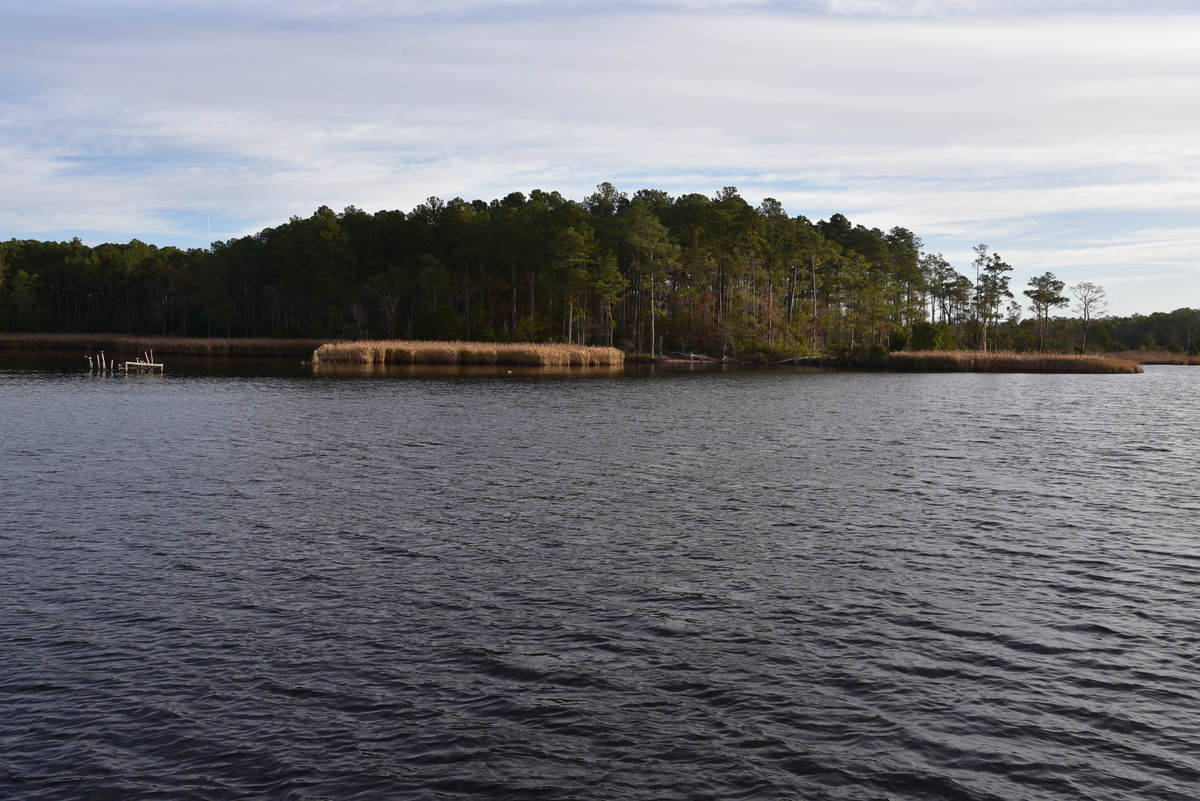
[1106,350,1200,366]
[0,333,322,358]
[881,351,1142,374]
[313,340,625,367]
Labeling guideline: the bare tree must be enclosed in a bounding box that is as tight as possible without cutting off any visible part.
[971,244,988,348]
[1071,281,1109,352]
[367,265,410,339]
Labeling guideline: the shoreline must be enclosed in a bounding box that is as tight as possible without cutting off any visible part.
[0,334,1181,373]
[642,350,1145,373]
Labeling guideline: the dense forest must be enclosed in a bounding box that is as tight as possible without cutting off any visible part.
[1,185,1196,357]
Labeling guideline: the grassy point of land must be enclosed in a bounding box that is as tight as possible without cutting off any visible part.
[312,340,625,367]
[879,351,1142,373]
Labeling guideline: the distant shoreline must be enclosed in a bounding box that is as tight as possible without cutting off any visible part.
[4,333,1194,373]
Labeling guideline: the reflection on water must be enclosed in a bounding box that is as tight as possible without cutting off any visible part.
[1,357,1198,801]
[312,361,628,379]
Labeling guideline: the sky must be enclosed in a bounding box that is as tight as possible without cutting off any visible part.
[2,0,1198,315]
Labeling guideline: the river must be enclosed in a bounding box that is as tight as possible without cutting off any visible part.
[2,358,1197,800]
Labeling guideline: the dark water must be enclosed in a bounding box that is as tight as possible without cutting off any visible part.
[3,358,1199,800]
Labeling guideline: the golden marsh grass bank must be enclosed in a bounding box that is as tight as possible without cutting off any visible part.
[1107,350,1200,366]
[879,351,1142,373]
[312,340,625,367]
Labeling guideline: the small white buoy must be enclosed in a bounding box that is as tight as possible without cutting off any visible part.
[507,370,512,374]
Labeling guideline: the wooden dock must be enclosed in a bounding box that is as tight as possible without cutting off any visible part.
[86,350,164,374]
[123,358,164,372]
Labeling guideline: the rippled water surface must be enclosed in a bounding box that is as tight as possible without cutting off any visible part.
[3,359,1199,800]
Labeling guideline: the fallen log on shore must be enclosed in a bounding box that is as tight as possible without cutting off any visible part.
[663,351,721,362]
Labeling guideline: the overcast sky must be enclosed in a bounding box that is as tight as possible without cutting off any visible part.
[2,0,1197,314]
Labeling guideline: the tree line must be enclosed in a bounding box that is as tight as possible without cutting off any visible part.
[0,184,1195,356]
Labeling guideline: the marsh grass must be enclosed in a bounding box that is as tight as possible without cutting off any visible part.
[880,351,1142,373]
[1108,350,1200,366]
[0,333,322,358]
[5,332,1165,372]
[313,340,625,367]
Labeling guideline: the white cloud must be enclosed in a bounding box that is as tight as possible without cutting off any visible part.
[1,3,1198,314]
